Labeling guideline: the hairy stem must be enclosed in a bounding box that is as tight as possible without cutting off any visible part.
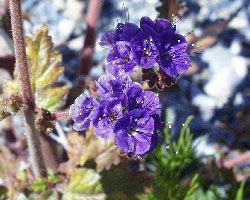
[78,0,103,85]
[9,0,47,178]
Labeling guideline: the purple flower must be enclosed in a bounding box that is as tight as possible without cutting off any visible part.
[96,74,132,101]
[140,16,191,78]
[106,42,137,76]
[140,16,175,41]
[126,82,160,115]
[69,94,98,131]
[99,31,117,48]
[115,22,141,42]
[159,34,191,78]
[92,98,123,139]
[99,22,141,48]
[114,109,154,155]
[131,32,159,69]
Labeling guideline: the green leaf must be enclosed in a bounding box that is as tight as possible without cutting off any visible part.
[235,181,246,200]
[64,128,120,173]
[148,115,197,200]
[0,94,22,121]
[62,168,106,200]
[30,178,47,192]
[3,26,68,112]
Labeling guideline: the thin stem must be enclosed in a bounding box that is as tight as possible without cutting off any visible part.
[9,0,47,178]
[78,0,103,85]
[223,152,250,169]
[53,111,69,120]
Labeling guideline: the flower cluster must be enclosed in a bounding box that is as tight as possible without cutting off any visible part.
[70,16,190,157]
[70,74,160,157]
[100,16,191,79]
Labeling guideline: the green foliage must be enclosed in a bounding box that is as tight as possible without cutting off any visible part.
[3,26,68,112]
[235,181,246,200]
[147,115,228,200]
[148,116,198,200]
[62,168,106,200]
[30,179,47,192]
[0,94,22,120]
[64,129,120,174]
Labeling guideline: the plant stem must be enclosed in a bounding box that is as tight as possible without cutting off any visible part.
[223,152,250,169]
[9,0,47,178]
[78,0,103,85]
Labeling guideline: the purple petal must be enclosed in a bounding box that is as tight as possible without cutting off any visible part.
[99,31,117,48]
[131,32,159,69]
[132,131,152,155]
[94,119,115,139]
[114,109,154,155]
[116,22,141,42]
[142,91,160,114]
[73,119,91,131]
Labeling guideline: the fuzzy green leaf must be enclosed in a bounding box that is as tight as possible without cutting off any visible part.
[3,26,68,112]
[62,168,106,200]
[64,128,120,173]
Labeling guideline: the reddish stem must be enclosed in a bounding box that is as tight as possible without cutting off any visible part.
[223,152,250,169]
[78,0,103,85]
[53,111,69,120]
[9,0,47,178]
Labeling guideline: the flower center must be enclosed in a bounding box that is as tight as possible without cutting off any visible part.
[162,52,170,61]
[108,113,118,122]
[143,48,151,57]
[123,56,130,63]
